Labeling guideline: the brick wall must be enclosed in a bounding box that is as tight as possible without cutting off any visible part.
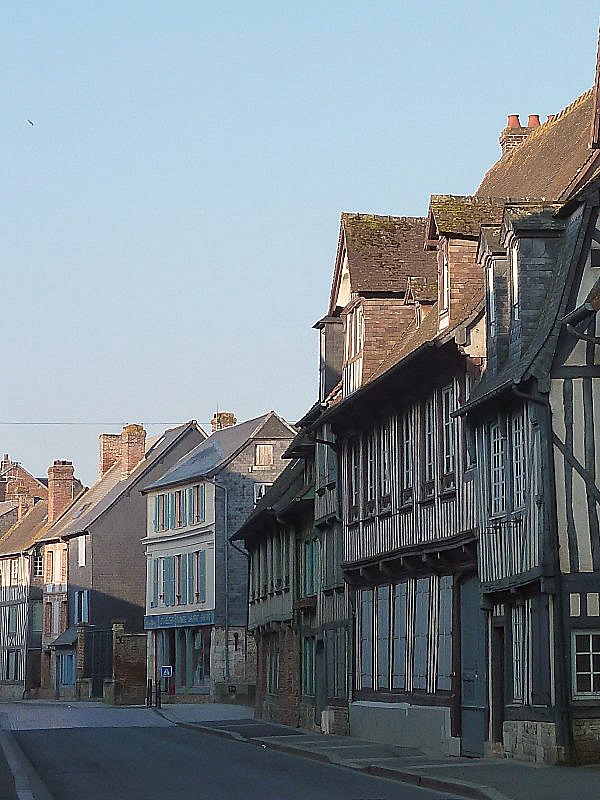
[47,461,75,524]
[446,239,482,322]
[361,298,415,380]
[110,623,147,705]
[255,624,300,726]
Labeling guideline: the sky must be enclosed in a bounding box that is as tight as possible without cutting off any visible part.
[0,0,598,486]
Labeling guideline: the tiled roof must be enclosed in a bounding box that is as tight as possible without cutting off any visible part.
[342,213,437,293]
[0,501,18,518]
[0,500,48,556]
[39,422,200,541]
[429,196,506,237]
[477,89,600,201]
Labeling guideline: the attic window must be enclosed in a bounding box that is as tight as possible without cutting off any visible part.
[440,251,450,312]
[255,444,274,467]
[510,243,520,321]
[415,303,423,328]
[487,261,497,338]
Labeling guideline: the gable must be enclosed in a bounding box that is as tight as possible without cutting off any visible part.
[253,414,296,440]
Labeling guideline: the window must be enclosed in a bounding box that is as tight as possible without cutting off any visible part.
[302,539,319,597]
[33,555,43,578]
[348,438,360,520]
[73,590,90,624]
[423,399,436,497]
[31,601,43,633]
[154,494,168,532]
[400,411,413,505]
[392,582,407,689]
[196,550,207,603]
[573,632,600,697]
[380,423,391,502]
[59,652,75,685]
[325,626,347,699]
[487,262,497,338]
[511,412,526,509]
[77,535,86,568]
[510,243,520,321]
[266,635,279,694]
[6,650,19,681]
[43,603,52,635]
[255,444,274,467]
[441,385,456,487]
[359,588,373,689]
[413,578,430,690]
[346,304,364,359]
[8,605,18,636]
[512,604,526,702]
[490,421,506,516]
[437,576,453,690]
[365,431,377,509]
[192,484,205,524]
[441,251,450,312]
[174,489,187,528]
[162,557,175,607]
[10,559,19,585]
[302,637,316,696]
[376,585,390,689]
[254,483,272,505]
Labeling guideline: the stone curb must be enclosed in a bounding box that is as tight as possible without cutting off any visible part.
[0,729,54,800]
[176,719,513,800]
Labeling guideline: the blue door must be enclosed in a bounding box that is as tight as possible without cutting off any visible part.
[460,574,487,756]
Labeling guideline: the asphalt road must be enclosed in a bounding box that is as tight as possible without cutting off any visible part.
[14,725,456,800]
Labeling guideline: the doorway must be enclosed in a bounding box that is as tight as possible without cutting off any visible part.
[460,574,486,756]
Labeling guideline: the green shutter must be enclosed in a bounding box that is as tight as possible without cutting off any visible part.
[163,494,170,530]
[198,550,206,602]
[152,559,159,607]
[153,497,159,532]
[187,487,194,525]
[169,493,176,529]
[199,484,205,522]
[180,554,188,604]
[166,557,176,606]
[187,552,195,601]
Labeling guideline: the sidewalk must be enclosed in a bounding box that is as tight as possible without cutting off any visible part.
[159,704,600,800]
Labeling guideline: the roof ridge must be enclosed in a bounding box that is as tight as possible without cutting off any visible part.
[546,87,594,125]
[342,211,426,223]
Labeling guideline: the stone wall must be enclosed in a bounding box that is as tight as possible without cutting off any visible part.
[211,625,255,704]
[502,720,563,764]
[109,624,147,705]
[572,718,600,764]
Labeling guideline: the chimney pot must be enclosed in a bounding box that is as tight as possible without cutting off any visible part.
[211,412,237,433]
[507,114,521,128]
[527,114,540,128]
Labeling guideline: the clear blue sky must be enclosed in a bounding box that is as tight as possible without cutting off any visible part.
[0,1,598,486]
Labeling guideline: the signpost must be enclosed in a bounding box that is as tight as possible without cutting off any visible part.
[160,665,173,678]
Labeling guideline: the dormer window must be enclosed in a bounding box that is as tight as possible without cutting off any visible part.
[346,304,364,361]
[441,252,450,312]
[509,242,520,321]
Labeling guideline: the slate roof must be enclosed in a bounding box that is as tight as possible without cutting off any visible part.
[39,422,201,541]
[477,89,600,201]
[50,625,78,648]
[0,501,18,518]
[143,413,296,493]
[231,459,306,542]
[0,500,48,556]
[340,213,437,294]
[460,201,589,413]
[428,196,506,238]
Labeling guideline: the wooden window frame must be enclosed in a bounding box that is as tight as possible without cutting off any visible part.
[572,630,600,699]
[422,398,436,499]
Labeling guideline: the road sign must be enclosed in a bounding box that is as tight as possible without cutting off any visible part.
[160,665,173,678]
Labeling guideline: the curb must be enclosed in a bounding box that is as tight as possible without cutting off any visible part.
[174,720,512,800]
[0,729,54,800]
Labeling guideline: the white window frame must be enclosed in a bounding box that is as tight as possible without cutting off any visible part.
[255,444,274,467]
[254,482,272,505]
[572,630,600,699]
[379,422,391,500]
[401,410,413,503]
[10,559,19,585]
[77,535,86,568]
[510,242,520,321]
[441,384,455,477]
[490,421,506,516]
[365,431,377,504]
[512,604,526,703]
[511,411,526,509]
[487,261,497,338]
[423,398,436,488]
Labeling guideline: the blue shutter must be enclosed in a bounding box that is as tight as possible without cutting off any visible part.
[187,487,194,525]
[180,491,187,527]
[198,550,206,603]
[199,484,205,522]
[180,555,188,604]
[153,496,159,532]
[163,494,170,530]
[152,559,159,607]
[169,493,176,529]
[187,553,195,601]
[164,557,174,606]
[82,590,89,623]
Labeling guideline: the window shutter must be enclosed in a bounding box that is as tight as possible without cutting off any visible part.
[60,549,67,583]
[152,559,159,607]
[82,590,89,623]
[169,494,176,529]
[153,497,159,532]
[180,555,188,604]
[198,550,206,603]
[44,603,52,634]
[163,494,170,530]
[60,600,68,632]
[187,553,194,601]
[199,484,205,522]
[166,557,175,606]
[187,487,194,525]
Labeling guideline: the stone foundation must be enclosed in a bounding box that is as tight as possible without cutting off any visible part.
[502,720,564,764]
[572,718,600,764]
[321,706,349,735]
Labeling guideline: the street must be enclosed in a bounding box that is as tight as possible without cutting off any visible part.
[0,702,456,800]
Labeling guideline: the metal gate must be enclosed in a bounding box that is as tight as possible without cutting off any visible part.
[460,575,486,757]
[83,628,113,698]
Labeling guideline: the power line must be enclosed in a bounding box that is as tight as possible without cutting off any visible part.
[0,421,215,426]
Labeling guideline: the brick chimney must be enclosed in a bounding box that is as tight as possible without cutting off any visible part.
[499,113,540,156]
[120,424,146,478]
[211,412,237,433]
[16,486,32,521]
[48,460,75,524]
[99,433,122,478]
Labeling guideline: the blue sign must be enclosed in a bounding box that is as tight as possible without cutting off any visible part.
[144,609,215,630]
[160,665,173,678]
